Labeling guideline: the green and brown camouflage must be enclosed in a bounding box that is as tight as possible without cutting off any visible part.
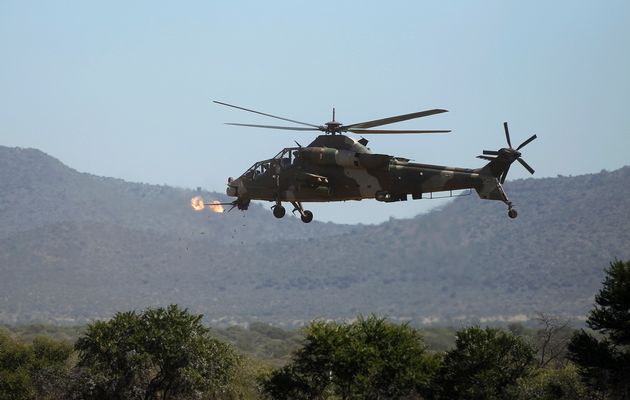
[214,101,536,222]
[225,133,534,222]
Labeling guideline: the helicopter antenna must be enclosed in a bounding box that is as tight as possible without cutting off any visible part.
[332,108,336,122]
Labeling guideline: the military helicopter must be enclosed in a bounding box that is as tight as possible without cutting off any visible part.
[211,101,537,223]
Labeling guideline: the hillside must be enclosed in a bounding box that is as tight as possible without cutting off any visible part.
[1,145,629,326]
[0,146,349,243]
[250,168,630,324]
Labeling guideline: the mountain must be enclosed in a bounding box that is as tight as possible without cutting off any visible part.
[1,145,629,326]
[0,146,349,243]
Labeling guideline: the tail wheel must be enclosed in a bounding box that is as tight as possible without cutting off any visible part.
[508,208,518,219]
[301,210,313,223]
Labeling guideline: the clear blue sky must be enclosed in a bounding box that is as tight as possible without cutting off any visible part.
[1,1,629,224]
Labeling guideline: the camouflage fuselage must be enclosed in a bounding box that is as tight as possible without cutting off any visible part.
[227,135,508,206]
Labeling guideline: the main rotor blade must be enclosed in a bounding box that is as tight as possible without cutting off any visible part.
[345,109,448,129]
[500,165,511,184]
[503,122,513,148]
[214,101,320,128]
[483,150,500,155]
[477,155,496,161]
[516,134,537,151]
[517,157,535,174]
[348,128,450,134]
[226,123,321,131]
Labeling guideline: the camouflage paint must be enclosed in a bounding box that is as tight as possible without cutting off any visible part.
[226,134,512,211]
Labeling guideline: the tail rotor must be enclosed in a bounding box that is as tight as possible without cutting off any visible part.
[477,122,537,184]
[476,122,538,219]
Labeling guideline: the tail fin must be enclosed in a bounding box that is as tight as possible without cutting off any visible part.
[475,174,509,202]
[474,158,511,202]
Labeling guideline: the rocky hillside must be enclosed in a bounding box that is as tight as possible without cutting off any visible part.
[1,145,629,326]
[0,146,349,243]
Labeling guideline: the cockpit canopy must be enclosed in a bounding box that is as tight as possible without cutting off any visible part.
[243,147,300,179]
[240,135,372,179]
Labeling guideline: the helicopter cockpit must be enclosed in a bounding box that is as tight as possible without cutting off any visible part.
[272,147,301,168]
[243,161,271,179]
[243,147,301,179]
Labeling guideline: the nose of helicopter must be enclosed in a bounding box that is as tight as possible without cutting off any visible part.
[226,177,238,197]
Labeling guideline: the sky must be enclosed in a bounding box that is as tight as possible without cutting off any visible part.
[1,1,629,224]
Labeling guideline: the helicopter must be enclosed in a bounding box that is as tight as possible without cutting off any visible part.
[211,101,537,223]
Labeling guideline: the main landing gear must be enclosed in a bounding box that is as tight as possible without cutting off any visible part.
[300,210,314,223]
[272,203,286,218]
[271,201,313,223]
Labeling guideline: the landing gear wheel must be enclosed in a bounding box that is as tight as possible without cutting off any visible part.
[300,210,313,223]
[508,208,518,219]
[272,205,286,219]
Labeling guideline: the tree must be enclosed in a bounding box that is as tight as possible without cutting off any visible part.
[509,363,590,400]
[74,304,240,400]
[568,259,630,399]
[532,312,572,368]
[0,330,73,400]
[259,364,318,400]
[0,330,33,400]
[29,336,74,400]
[433,326,534,400]
[259,315,440,399]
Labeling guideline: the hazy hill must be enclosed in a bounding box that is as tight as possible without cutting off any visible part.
[1,145,629,326]
[247,168,630,325]
[0,146,349,243]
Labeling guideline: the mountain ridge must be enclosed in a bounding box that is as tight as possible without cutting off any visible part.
[0,145,350,242]
[1,145,629,326]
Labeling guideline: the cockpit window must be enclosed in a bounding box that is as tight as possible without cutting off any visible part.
[274,147,301,167]
[244,160,273,178]
[273,147,299,160]
[243,147,301,178]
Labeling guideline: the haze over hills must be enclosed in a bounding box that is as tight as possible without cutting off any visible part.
[1,145,629,326]
[0,146,349,243]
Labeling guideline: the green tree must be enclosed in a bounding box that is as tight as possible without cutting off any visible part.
[0,330,33,400]
[29,337,74,400]
[259,364,317,400]
[75,310,150,399]
[433,326,534,400]
[0,330,73,400]
[509,364,590,400]
[568,259,630,399]
[74,304,240,400]
[260,315,440,399]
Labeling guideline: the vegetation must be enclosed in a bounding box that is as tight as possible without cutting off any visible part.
[0,314,605,400]
[2,258,629,399]
[73,304,240,399]
[0,331,73,400]
[259,315,440,399]
[509,364,589,400]
[210,322,304,366]
[531,312,572,369]
[3,146,630,326]
[432,326,534,399]
[568,259,630,399]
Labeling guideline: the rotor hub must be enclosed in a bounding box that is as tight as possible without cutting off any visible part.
[479,122,537,184]
[499,148,521,160]
[324,121,343,134]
